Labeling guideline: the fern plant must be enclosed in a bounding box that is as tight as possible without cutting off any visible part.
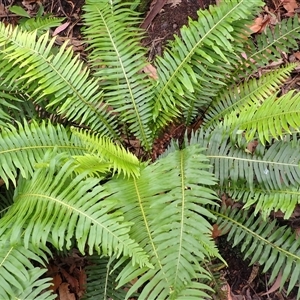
[1,0,300,299]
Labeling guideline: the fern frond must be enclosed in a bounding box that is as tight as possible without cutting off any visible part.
[232,15,300,80]
[83,0,154,149]
[153,0,263,127]
[223,90,300,145]
[71,127,140,178]
[83,255,128,300]
[0,121,85,187]
[229,185,300,219]
[0,240,54,299]
[0,155,150,268]
[203,64,296,129]
[213,206,300,296]
[20,16,64,34]
[0,23,119,139]
[105,145,220,299]
[192,128,300,191]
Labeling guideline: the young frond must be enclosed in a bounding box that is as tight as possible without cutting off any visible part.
[71,127,141,178]
[153,0,264,127]
[0,155,150,268]
[83,0,154,149]
[203,64,296,129]
[223,90,300,144]
[213,206,300,297]
[105,145,220,299]
[0,23,118,139]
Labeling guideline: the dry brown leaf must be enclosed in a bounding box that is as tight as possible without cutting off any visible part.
[283,0,298,16]
[261,271,282,296]
[52,22,71,36]
[51,273,62,293]
[212,224,222,239]
[249,15,271,33]
[58,283,76,300]
[60,268,79,293]
[142,63,158,80]
[0,3,6,15]
[292,51,300,60]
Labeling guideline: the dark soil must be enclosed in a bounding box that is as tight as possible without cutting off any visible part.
[1,0,299,299]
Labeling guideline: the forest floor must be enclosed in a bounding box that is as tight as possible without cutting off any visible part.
[1,0,300,299]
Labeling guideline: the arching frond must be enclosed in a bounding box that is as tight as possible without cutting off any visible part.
[0,121,85,187]
[83,0,154,149]
[213,206,300,296]
[153,0,263,127]
[105,145,220,299]
[20,16,64,34]
[223,90,300,145]
[191,127,300,191]
[71,127,140,178]
[0,155,150,268]
[0,23,118,139]
[228,185,300,220]
[203,64,296,129]
[0,240,54,299]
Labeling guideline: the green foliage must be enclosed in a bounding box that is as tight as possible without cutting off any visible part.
[0,0,300,299]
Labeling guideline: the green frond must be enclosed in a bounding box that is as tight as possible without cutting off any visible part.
[232,15,300,79]
[0,240,54,299]
[153,0,263,127]
[0,155,150,268]
[83,255,128,300]
[0,121,85,187]
[0,23,118,139]
[229,185,300,220]
[83,0,154,149]
[223,90,300,145]
[191,128,300,191]
[213,206,300,297]
[19,16,64,34]
[105,145,220,299]
[203,64,296,129]
[71,127,140,178]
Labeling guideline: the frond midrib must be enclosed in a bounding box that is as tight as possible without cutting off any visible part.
[155,1,245,107]
[211,208,300,262]
[207,154,299,169]
[17,191,127,248]
[0,25,117,138]
[0,144,86,155]
[95,6,150,149]
[173,150,186,288]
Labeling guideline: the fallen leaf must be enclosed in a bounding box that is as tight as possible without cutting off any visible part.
[143,63,158,80]
[292,51,300,60]
[283,0,298,16]
[60,268,79,294]
[52,22,70,36]
[249,15,271,33]
[58,283,76,300]
[51,273,62,293]
[212,224,222,239]
[261,271,282,296]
